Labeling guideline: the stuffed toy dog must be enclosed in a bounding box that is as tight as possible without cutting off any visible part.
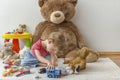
[64,47,94,74]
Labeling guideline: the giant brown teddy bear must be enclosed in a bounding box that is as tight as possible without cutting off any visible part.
[32,0,99,63]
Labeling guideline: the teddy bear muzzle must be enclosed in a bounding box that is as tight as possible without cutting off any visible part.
[50,11,65,24]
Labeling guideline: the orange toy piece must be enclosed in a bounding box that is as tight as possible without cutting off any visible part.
[2,68,18,77]
[12,32,20,53]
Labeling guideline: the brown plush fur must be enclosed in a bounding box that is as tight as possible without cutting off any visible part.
[16,24,27,33]
[38,0,77,22]
[64,47,99,63]
[65,47,94,73]
[32,0,99,62]
[32,21,86,57]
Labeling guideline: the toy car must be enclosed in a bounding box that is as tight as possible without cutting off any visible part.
[46,68,61,78]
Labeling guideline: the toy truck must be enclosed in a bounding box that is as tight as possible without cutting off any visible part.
[46,68,61,78]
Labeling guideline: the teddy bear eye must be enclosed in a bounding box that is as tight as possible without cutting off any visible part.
[66,12,69,16]
[51,9,54,12]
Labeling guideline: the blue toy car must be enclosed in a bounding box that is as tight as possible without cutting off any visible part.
[46,68,61,78]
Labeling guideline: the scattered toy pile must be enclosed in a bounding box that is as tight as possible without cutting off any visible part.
[2,66,30,77]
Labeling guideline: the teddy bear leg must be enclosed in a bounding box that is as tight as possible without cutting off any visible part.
[64,48,80,64]
[64,47,89,64]
[86,49,99,63]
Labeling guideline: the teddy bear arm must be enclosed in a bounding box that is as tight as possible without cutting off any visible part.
[86,50,99,63]
[68,22,87,48]
[64,48,80,63]
[3,55,12,64]
[0,51,4,58]
[11,54,19,59]
[32,22,48,44]
[3,56,8,60]
[74,28,87,48]
[13,59,21,66]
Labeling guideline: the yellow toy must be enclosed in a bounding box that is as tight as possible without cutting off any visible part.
[2,32,32,53]
[2,32,32,39]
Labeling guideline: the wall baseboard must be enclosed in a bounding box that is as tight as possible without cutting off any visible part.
[99,52,120,57]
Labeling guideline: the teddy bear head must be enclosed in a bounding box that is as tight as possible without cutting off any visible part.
[16,24,27,33]
[3,42,13,51]
[2,42,15,57]
[38,0,78,24]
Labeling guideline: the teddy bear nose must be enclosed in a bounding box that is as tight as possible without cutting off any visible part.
[50,11,65,24]
[54,13,61,18]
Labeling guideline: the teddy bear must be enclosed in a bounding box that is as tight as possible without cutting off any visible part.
[32,0,99,63]
[0,42,20,65]
[0,42,15,60]
[15,24,27,34]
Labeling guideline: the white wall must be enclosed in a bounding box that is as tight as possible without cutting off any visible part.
[0,0,120,52]
[0,0,42,49]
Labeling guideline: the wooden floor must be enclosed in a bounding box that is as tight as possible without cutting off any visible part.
[100,53,120,67]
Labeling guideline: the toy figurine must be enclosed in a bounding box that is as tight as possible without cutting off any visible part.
[15,24,27,34]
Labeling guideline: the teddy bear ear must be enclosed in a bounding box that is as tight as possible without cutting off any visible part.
[67,0,78,6]
[38,0,48,7]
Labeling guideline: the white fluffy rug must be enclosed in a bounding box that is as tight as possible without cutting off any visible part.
[0,58,120,80]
